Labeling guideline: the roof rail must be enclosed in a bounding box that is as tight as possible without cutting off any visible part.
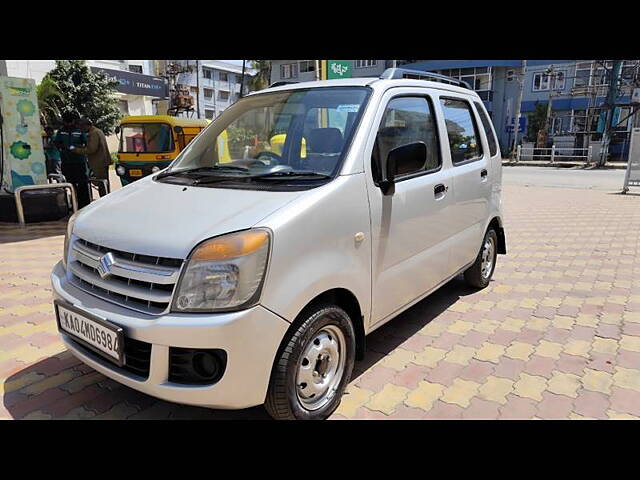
[269,81,298,88]
[380,68,471,89]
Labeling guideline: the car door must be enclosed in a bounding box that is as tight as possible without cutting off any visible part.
[366,90,456,326]
[436,95,491,274]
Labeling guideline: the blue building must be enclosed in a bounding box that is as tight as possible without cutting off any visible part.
[402,60,638,161]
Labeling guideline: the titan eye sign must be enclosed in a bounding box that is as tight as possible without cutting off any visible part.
[91,67,168,98]
[327,60,352,80]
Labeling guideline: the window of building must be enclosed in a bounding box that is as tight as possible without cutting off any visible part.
[438,67,492,95]
[280,63,298,79]
[440,98,483,164]
[219,91,229,101]
[203,68,213,79]
[219,72,228,82]
[204,88,213,99]
[474,102,498,157]
[299,60,316,73]
[371,96,440,183]
[533,70,566,92]
[354,60,377,69]
[128,64,143,74]
[118,100,129,115]
[205,109,215,120]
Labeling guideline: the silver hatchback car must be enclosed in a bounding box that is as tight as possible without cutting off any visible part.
[51,69,506,420]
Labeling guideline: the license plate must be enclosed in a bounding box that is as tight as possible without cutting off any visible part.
[129,169,143,177]
[55,301,124,366]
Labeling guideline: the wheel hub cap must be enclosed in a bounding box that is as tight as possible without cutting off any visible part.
[481,236,495,280]
[296,325,346,411]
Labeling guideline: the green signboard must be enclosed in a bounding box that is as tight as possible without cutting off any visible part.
[327,60,352,80]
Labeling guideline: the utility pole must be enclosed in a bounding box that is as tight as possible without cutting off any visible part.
[511,60,527,156]
[240,60,246,98]
[195,59,201,119]
[315,60,320,81]
[599,60,623,167]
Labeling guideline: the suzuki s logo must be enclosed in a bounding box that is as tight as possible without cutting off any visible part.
[97,252,116,279]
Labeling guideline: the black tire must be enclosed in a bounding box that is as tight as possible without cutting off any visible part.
[464,228,498,289]
[264,304,356,420]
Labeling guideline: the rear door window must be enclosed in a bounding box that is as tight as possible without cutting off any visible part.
[439,98,483,164]
[474,101,498,157]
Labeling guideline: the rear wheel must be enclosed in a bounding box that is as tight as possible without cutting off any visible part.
[464,228,498,289]
[265,304,355,420]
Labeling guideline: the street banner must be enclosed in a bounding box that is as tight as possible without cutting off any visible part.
[0,76,47,193]
[327,60,352,80]
[623,127,640,193]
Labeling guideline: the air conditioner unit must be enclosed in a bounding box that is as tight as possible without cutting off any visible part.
[632,88,640,105]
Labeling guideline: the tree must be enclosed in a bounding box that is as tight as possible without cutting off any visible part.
[249,60,272,91]
[525,101,548,143]
[45,60,122,134]
[36,76,63,127]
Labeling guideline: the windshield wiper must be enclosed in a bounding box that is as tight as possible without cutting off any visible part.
[250,171,332,181]
[156,165,250,180]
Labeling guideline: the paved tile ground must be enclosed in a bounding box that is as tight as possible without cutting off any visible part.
[1,184,640,420]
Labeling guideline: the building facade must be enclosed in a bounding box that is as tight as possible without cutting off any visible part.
[270,59,639,161]
[402,60,639,161]
[170,60,255,119]
[270,60,395,84]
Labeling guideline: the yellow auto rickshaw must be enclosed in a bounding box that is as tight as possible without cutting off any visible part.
[115,115,216,185]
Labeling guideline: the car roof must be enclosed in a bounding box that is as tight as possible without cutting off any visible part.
[248,77,478,98]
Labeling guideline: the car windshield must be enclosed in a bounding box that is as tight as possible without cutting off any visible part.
[159,86,371,184]
[120,123,174,153]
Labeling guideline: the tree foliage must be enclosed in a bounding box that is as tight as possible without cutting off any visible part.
[525,101,548,143]
[36,76,63,127]
[44,60,122,134]
[249,60,272,91]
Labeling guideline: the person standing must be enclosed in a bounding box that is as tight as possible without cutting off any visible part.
[74,118,112,197]
[54,113,91,208]
[43,126,62,176]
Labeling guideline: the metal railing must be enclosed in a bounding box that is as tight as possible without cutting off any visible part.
[515,145,594,165]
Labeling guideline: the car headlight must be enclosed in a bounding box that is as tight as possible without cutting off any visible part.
[151,166,160,173]
[63,211,79,269]
[173,229,271,312]
[116,165,125,176]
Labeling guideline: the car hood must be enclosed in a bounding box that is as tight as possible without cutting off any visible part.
[73,176,303,259]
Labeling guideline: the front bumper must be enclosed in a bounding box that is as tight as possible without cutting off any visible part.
[51,261,290,409]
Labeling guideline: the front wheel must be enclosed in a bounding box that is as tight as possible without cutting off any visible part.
[464,228,498,289]
[265,304,355,420]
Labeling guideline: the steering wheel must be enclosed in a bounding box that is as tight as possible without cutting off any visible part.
[255,151,282,165]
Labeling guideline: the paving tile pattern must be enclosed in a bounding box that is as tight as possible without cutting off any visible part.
[1,184,640,420]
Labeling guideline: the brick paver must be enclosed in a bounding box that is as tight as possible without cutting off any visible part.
[2,183,640,419]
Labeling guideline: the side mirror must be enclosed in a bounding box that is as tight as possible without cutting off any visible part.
[380,141,427,195]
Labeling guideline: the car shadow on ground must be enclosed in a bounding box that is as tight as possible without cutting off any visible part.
[3,276,476,420]
[0,220,68,244]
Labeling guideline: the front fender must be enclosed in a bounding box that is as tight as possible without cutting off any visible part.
[258,174,372,327]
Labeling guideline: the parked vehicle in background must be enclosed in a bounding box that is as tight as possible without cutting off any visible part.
[51,69,506,420]
[114,115,212,185]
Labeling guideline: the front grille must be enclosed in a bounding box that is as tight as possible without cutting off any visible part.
[123,338,152,378]
[68,335,152,380]
[69,238,183,315]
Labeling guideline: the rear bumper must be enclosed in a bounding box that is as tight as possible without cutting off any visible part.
[51,261,290,409]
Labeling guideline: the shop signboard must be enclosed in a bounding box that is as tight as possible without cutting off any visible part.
[327,60,352,80]
[91,67,168,98]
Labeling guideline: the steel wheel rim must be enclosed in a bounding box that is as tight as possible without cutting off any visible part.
[480,236,495,280]
[295,324,346,411]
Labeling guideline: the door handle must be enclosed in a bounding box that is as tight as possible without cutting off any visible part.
[481,169,488,179]
[434,184,448,198]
